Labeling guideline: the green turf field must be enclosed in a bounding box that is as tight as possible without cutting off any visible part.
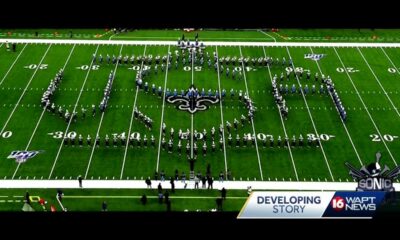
[3,29,400,42]
[0,29,400,211]
[108,29,400,42]
[0,189,247,212]
[0,29,112,39]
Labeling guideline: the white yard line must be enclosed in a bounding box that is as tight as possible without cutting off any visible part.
[333,47,398,166]
[85,45,124,179]
[381,47,400,114]
[12,45,77,179]
[10,108,45,178]
[285,46,335,181]
[1,179,393,190]
[23,109,45,149]
[258,30,277,42]
[262,47,299,181]
[0,44,52,136]
[63,195,247,199]
[56,194,66,211]
[0,44,27,86]
[357,47,400,118]
[310,46,363,167]
[85,113,106,177]
[111,36,269,41]
[238,46,263,180]
[271,32,288,41]
[120,46,148,179]
[48,45,101,179]
[108,34,116,40]
[381,47,400,80]
[119,91,139,179]
[4,38,400,47]
[215,46,228,174]
[191,50,194,158]
[156,46,170,172]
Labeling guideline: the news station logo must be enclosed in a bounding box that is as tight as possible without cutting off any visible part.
[331,196,345,211]
[345,152,400,191]
[323,191,386,218]
[331,196,376,212]
[238,191,388,218]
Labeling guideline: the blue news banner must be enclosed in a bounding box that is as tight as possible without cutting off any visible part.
[237,191,388,219]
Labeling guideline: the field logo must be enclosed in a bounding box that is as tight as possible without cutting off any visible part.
[166,84,219,114]
[7,150,43,163]
[304,53,325,61]
[345,152,400,191]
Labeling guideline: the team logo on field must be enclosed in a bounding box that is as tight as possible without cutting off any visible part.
[304,53,326,61]
[7,150,43,163]
[345,152,400,191]
[166,85,219,114]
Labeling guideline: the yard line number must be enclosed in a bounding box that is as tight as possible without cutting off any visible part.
[1,131,12,139]
[336,67,359,73]
[77,65,100,71]
[183,66,202,71]
[388,67,400,73]
[48,131,336,142]
[257,133,334,141]
[48,131,142,140]
[128,65,150,71]
[370,134,399,142]
[182,66,256,72]
[285,67,308,73]
[24,64,48,70]
[49,131,77,139]
[234,66,256,72]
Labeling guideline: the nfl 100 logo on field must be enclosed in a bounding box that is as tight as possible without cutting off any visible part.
[7,150,43,163]
[304,53,326,61]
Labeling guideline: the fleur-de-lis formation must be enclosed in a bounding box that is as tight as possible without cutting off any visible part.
[166,85,220,114]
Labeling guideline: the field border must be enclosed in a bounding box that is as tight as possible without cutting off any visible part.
[0,179,398,191]
[1,39,399,189]
[2,39,400,47]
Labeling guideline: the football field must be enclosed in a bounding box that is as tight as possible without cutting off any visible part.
[0,30,400,211]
